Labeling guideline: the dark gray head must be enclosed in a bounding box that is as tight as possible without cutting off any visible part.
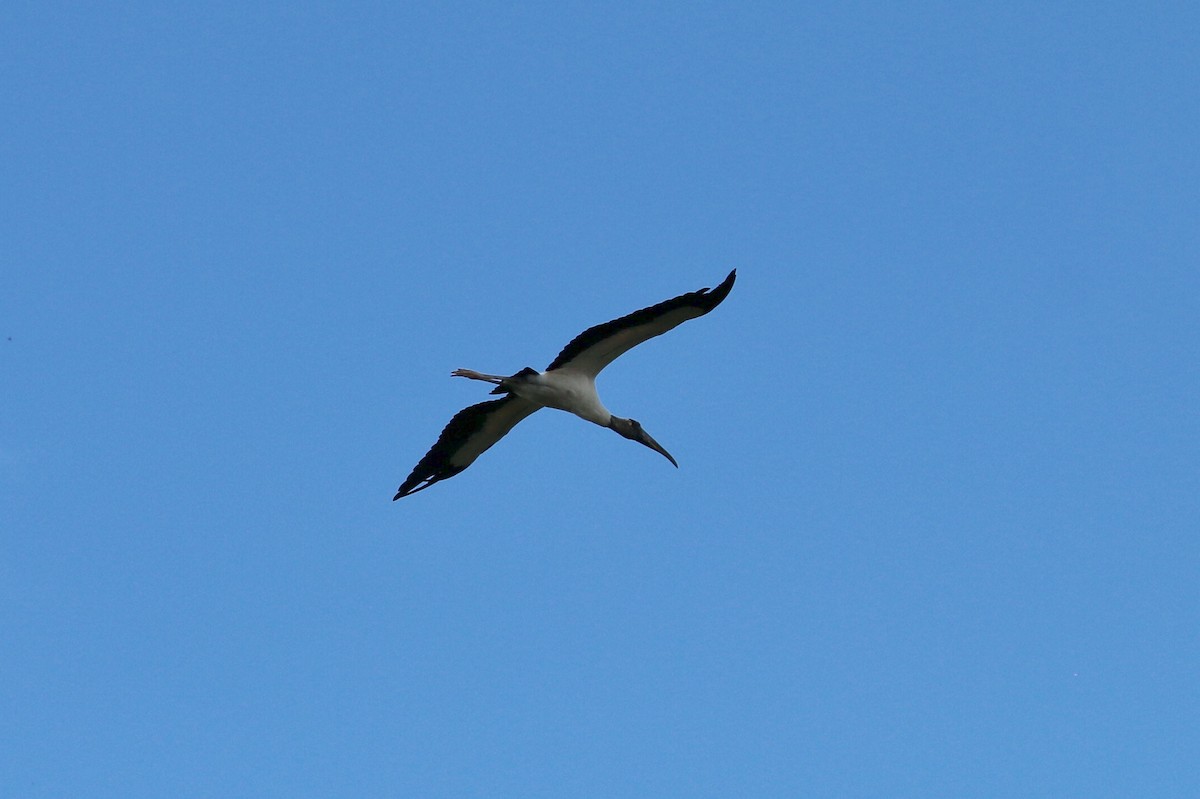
[608,416,678,467]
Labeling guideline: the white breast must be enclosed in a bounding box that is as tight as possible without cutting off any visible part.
[513,370,611,426]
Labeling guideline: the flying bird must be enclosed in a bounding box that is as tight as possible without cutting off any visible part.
[394,269,736,499]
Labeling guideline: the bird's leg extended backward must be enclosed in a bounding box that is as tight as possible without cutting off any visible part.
[451,369,505,384]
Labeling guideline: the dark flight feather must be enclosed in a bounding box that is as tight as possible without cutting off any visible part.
[545,269,736,372]
[394,395,538,499]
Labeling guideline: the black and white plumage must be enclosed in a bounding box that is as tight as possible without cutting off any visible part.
[394,269,736,499]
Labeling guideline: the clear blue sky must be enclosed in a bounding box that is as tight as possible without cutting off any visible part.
[3,2,1197,796]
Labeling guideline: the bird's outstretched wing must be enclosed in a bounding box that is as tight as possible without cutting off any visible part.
[394,395,540,499]
[545,269,736,376]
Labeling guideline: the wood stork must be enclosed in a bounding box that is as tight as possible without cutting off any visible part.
[394,269,736,499]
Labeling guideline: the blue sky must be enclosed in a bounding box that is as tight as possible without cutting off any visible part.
[3,2,1197,796]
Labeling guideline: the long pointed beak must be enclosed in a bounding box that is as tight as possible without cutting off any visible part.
[636,428,678,468]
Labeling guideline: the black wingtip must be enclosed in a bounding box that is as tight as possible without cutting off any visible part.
[685,269,736,315]
[394,474,446,499]
[704,269,736,308]
[393,481,423,500]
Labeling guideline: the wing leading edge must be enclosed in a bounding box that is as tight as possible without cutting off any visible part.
[545,269,736,376]
[394,395,540,499]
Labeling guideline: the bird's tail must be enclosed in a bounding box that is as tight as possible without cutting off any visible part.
[489,367,539,395]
